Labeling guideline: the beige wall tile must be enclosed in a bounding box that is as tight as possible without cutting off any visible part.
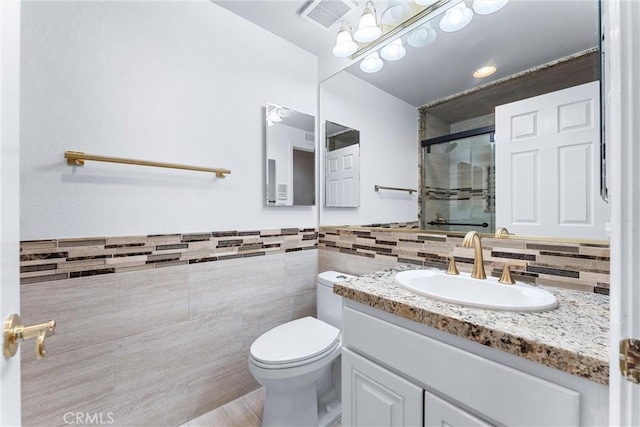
[319,249,347,274]
[345,254,400,276]
[108,380,188,427]
[21,267,189,363]
[22,342,114,427]
[114,322,190,404]
[284,250,318,296]
[188,255,286,320]
[187,351,258,420]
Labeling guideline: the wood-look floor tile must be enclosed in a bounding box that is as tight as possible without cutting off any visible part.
[242,388,265,420]
[189,396,261,427]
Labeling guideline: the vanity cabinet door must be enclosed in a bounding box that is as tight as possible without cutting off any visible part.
[424,391,493,427]
[342,348,422,427]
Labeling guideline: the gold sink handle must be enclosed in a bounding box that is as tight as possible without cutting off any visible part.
[3,314,56,359]
[499,261,528,285]
[438,253,459,275]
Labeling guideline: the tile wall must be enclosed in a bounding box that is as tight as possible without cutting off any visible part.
[319,227,610,295]
[19,228,318,427]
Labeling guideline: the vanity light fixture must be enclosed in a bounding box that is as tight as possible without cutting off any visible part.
[353,1,382,43]
[380,38,407,61]
[472,0,509,15]
[332,21,358,58]
[381,0,413,26]
[360,51,384,73]
[407,22,437,47]
[473,65,497,78]
[439,2,473,32]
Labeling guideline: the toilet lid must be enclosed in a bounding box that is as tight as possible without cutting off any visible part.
[250,317,340,366]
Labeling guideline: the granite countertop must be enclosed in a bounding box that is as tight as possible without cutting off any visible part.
[334,265,610,385]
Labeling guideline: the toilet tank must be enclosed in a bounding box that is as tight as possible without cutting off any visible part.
[317,271,354,330]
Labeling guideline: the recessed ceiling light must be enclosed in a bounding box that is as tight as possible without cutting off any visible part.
[473,66,497,78]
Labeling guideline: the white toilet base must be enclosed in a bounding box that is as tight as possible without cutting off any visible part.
[249,343,341,427]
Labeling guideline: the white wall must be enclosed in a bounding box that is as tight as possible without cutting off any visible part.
[320,71,418,226]
[20,1,318,240]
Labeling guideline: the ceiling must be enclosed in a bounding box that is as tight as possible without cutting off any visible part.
[214,0,600,108]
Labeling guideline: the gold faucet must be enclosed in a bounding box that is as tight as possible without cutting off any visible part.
[462,231,486,279]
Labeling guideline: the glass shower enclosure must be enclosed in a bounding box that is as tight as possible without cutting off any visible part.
[422,127,495,233]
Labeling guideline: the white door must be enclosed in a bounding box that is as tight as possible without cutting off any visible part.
[604,0,640,424]
[342,348,423,427]
[0,1,22,425]
[495,81,608,239]
[325,144,360,207]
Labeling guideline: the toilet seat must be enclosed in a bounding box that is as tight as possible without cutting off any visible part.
[250,316,340,369]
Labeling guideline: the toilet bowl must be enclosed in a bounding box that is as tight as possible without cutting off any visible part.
[248,271,354,427]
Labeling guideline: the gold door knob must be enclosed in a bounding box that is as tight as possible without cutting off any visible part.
[3,314,56,359]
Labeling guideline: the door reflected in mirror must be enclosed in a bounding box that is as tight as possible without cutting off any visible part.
[325,121,360,207]
[265,103,315,206]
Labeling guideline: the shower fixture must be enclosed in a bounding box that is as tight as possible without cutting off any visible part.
[444,141,458,153]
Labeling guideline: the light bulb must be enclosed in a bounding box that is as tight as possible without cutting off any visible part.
[360,52,384,73]
[449,7,463,24]
[407,23,436,48]
[354,2,382,43]
[440,2,473,32]
[381,1,412,25]
[473,66,497,78]
[332,21,358,58]
[380,38,406,61]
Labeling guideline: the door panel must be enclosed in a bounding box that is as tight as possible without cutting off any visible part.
[496,81,607,239]
[0,1,22,424]
[325,144,360,207]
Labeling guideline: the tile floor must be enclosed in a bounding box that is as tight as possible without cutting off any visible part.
[181,388,342,427]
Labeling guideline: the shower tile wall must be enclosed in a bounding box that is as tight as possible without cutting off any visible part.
[319,226,609,295]
[20,228,318,427]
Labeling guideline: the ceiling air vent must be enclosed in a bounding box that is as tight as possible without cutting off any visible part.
[300,0,357,30]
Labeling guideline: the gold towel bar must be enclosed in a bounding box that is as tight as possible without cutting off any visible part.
[65,151,231,178]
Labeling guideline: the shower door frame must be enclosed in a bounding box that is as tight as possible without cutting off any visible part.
[420,125,496,230]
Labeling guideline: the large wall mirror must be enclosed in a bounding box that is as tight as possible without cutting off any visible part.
[319,0,605,240]
[325,121,360,207]
[265,103,315,206]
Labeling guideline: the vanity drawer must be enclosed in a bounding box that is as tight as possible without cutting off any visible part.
[343,306,580,426]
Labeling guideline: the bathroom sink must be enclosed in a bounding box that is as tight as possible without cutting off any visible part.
[395,270,558,312]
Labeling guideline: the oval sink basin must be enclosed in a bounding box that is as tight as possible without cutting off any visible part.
[395,270,558,312]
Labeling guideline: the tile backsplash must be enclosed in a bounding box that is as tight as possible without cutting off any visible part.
[20,227,318,427]
[20,227,318,284]
[319,226,609,295]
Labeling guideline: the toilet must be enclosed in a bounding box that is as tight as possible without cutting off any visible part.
[248,271,354,427]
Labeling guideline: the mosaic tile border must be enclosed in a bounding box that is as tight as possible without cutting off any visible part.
[319,227,610,295]
[20,228,318,284]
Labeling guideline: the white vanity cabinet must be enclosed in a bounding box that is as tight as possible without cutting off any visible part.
[341,301,609,427]
[343,348,422,427]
